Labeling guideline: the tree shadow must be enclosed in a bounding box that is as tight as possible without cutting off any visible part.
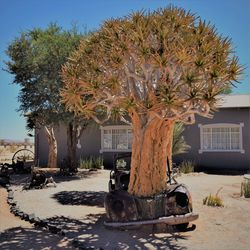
[0,227,72,250]
[9,174,31,186]
[0,215,191,249]
[53,170,98,184]
[52,191,107,207]
[46,214,190,249]
[10,170,99,187]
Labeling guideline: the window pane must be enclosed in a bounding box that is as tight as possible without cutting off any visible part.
[221,130,230,150]
[203,128,211,133]
[211,127,230,150]
[102,127,134,150]
[202,132,211,150]
[202,125,241,151]
[103,131,112,149]
[231,127,240,133]
[128,129,133,149]
[211,129,220,149]
[231,131,240,150]
[104,129,111,134]
[112,129,127,149]
[116,133,128,149]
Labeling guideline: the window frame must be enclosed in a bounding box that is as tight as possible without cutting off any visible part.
[198,123,244,154]
[100,125,133,153]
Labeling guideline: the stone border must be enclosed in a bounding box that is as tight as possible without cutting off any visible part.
[4,184,101,249]
[5,184,67,236]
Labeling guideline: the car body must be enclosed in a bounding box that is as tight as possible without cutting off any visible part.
[105,153,198,229]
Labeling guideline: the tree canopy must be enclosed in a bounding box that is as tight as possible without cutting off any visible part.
[61,7,242,125]
[61,7,242,196]
[6,23,84,127]
[6,23,87,168]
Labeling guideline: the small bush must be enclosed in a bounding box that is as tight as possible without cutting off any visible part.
[93,156,104,169]
[203,188,224,207]
[178,160,195,174]
[116,159,127,169]
[79,156,103,169]
[241,181,250,198]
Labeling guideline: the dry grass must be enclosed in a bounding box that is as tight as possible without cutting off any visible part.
[178,160,195,173]
[203,187,224,207]
[241,181,250,198]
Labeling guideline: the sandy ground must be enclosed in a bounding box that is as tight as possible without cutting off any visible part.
[0,188,73,249]
[0,146,34,164]
[1,170,250,249]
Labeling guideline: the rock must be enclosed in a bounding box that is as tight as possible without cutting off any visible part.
[17,211,24,218]
[34,217,42,227]
[34,217,41,224]
[13,208,19,216]
[22,213,29,221]
[7,191,14,199]
[10,206,15,213]
[28,213,36,223]
[43,219,49,224]
[8,199,16,206]
[38,220,48,227]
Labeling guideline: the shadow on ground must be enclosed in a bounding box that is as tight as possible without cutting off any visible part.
[10,170,98,187]
[0,227,72,250]
[52,191,107,207]
[45,214,189,249]
[0,205,191,249]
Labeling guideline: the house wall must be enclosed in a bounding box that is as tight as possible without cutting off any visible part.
[174,107,250,171]
[35,123,101,167]
[35,107,250,171]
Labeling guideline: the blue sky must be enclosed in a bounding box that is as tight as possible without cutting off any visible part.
[0,0,249,140]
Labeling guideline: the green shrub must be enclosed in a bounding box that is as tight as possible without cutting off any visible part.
[203,188,224,207]
[116,159,127,169]
[93,156,104,169]
[79,157,92,169]
[241,181,250,198]
[178,160,195,173]
[79,156,103,169]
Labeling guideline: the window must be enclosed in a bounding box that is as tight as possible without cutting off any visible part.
[199,123,244,153]
[101,126,133,152]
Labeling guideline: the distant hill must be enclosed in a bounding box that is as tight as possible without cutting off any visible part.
[0,138,34,145]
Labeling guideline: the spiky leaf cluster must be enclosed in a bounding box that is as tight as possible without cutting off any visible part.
[61,7,242,124]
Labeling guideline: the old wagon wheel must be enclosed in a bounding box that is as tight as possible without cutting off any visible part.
[12,149,34,164]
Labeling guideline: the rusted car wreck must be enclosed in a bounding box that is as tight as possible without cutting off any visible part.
[104,153,198,229]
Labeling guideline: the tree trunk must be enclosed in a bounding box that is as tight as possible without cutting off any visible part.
[66,122,81,172]
[128,113,174,197]
[44,126,57,168]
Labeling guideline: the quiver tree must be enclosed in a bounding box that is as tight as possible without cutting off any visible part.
[61,7,242,197]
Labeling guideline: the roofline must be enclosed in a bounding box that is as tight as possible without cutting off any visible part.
[217,94,250,108]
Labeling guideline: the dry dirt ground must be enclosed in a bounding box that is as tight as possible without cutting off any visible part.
[0,170,250,250]
[0,146,34,164]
